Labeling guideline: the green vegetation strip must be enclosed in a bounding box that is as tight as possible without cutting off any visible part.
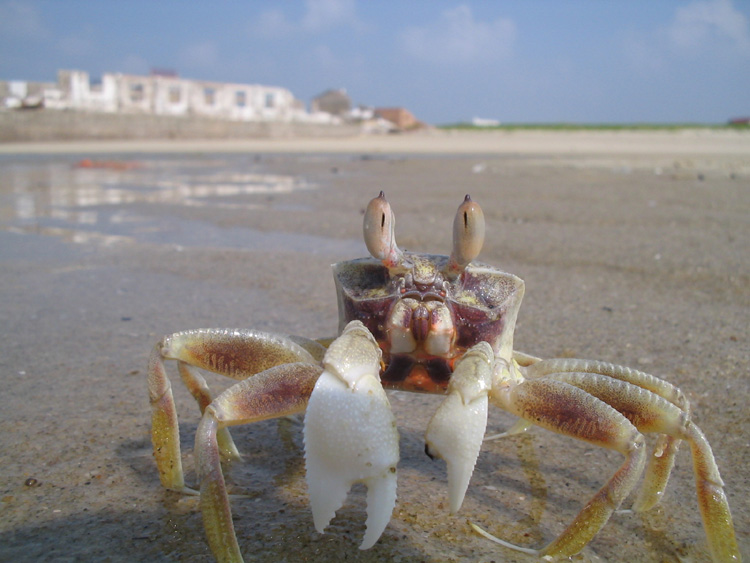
[439,122,750,131]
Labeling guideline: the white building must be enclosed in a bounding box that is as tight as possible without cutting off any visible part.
[471,117,501,127]
[1,70,336,124]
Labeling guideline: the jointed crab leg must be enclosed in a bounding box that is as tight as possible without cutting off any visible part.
[196,362,323,563]
[524,359,740,560]
[487,362,740,561]
[177,362,241,461]
[491,377,648,557]
[525,358,689,512]
[545,371,738,559]
[151,323,401,560]
[148,329,319,491]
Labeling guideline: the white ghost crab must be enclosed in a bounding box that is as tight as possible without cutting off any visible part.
[148,192,740,562]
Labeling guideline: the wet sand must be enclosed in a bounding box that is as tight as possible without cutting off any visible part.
[0,131,748,562]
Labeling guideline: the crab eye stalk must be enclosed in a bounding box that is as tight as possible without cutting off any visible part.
[364,191,406,270]
[449,195,485,273]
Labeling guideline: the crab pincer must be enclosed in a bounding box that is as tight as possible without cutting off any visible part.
[303,321,400,549]
[425,342,494,513]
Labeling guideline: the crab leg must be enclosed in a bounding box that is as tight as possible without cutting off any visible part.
[424,342,494,513]
[195,362,323,563]
[148,329,317,491]
[525,358,689,512]
[683,422,740,562]
[544,370,739,562]
[490,378,648,558]
[177,362,242,461]
[303,321,400,550]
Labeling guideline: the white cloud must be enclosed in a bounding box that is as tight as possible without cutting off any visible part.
[666,0,750,55]
[252,0,360,38]
[400,5,516,65]
[0,1,46,39]
[622,0,750,73]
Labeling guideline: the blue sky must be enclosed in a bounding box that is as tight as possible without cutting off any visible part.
[1,0,748,124]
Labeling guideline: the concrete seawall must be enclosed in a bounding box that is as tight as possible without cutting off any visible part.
[0,110,360,142]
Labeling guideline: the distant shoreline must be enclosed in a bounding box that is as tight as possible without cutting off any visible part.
[440,122,750,132]
[2,129,749,159]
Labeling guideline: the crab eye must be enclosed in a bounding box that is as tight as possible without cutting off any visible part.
[363,192,393,260]
[450,195,485,269]
[364,191,404,268]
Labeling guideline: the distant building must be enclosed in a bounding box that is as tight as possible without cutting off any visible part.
[0,69,334,124]
[311,88,352,117]
[349,105,374,121]
[0,78,57,109]
[150,68,178,78]
[374,107,420,130]
[471,117,501,127]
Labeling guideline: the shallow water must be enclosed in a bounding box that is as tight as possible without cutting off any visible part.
[0,151,747,562]
[1,156,361,255]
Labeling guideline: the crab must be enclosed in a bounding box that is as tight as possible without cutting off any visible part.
[148,192,740,562]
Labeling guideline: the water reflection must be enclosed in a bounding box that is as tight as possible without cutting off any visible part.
[0,157,362,255]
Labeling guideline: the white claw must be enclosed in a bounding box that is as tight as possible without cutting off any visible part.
[303,321,399,550]
[426,392,488,513]
[362,461,398,549]
[424,342,493,514]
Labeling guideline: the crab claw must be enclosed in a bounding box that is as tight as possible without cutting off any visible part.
[425,342,494,514]
[303,321,399,550]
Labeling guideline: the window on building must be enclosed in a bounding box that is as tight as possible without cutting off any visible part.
[265,92,275,108]
[235,91,246,108]
[130,83,144,102]
[204,87,216,106]
[168,86,181,104]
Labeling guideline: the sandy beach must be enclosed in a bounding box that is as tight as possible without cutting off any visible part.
[0,130,748,562]
[2,128,750,158]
